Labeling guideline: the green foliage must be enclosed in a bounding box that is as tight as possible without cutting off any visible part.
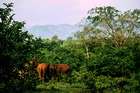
[0,3,45,93]
[36,81,88,93]
[42,39,86,71]
[39,7,140,92]
[88,46,134,77]
[1,2,140,93]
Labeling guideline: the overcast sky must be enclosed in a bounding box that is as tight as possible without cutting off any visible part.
[0,0,140,27]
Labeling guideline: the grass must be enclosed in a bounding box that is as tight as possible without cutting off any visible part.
[25,81,91,93]
[24,88,91,93]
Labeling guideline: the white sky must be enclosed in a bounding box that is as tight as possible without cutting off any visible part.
[0,0,140,27]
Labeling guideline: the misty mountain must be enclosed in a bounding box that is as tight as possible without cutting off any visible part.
[27,24,80,40]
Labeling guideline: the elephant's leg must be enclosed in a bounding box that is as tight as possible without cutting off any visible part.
[37,68,42,80]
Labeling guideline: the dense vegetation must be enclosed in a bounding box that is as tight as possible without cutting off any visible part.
[0,3,140,93]
[0,3,44,93]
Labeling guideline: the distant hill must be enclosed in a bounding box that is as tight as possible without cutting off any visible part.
[27,24,80,40]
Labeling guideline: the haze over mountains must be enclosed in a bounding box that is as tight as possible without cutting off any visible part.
[27,24,80,40]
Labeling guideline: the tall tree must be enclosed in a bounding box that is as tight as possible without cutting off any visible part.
[87,6,140,47]
[0,3,45,92]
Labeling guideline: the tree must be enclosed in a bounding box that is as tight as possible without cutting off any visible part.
[0,3,45,92]
[73,6,140,92]
[87,6,140,47]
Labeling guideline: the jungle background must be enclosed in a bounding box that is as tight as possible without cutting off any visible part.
[0,2,140,93]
